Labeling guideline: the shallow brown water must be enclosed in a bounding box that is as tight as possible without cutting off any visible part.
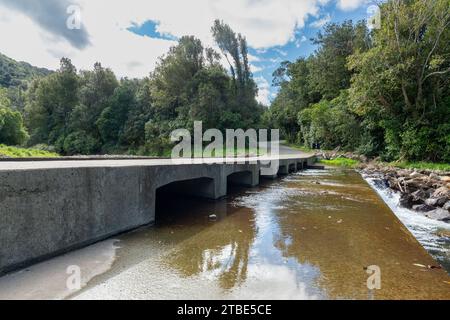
[71,169,450,300]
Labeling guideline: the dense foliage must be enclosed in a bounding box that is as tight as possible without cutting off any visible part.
[0,21,263,155]
[264,0,450,162]
[0,52,52,89]
[0,88,28,145]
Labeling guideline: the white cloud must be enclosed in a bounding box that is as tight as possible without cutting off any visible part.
[337,0,368,11]
[250,64,263,73]
[273,48,288,57]
[295,35,308,48]
[255,76,271,106]
[248,54,261,63]
[0,1,176,78]
[310,14,331,28]
[0,0,331,78]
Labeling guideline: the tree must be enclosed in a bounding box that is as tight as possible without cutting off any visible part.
[24,58,79,146]
[308,20,370,100]
[0,89,28,145]
[97,79,138,146]
[211,20,260,121]
[348,0,450,161]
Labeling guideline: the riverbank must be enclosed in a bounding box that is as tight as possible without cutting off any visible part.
[359,163,450,223]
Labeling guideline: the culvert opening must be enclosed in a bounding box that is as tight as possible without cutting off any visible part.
[155,177,216,225]
[227,171,254,194]
[289,163,296,173]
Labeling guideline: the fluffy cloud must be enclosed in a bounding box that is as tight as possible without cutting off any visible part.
[0,0,333,75]
[1,0,345,104]
[255,76,271,106]
[337,0,368,11]
[0,0,176,78]
[310,14,331,28]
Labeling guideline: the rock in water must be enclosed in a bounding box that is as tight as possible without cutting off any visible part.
[443,201,450,211]
[372,178,388,189]
[425,197,448,207]
[413,204,435,212]
[399,194,414,209]
[425,208,450,222]
[411,189,430,202]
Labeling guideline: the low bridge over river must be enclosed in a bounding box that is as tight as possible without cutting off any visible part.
[0,154,316,274]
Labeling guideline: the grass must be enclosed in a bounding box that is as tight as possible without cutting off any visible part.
[0,144,60,158]
[319,158,360,168]
[192,147,265,158]
[388,161,450,172]
[147,146,268,158]
[284,142,314,153]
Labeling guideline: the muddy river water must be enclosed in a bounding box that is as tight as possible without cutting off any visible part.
[1,169,449,299]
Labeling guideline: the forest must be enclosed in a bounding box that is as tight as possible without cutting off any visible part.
[0,0,449,162]
[0,20,263,156]
[264,0,450,162]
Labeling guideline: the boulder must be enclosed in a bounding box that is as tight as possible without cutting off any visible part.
[388,177,399,190]
[425,197,448,207]
[398,169,410,177]
[413,204,435,212]
[439,176,450,183]
[411,189,430,202]
[430,173,439,179]
[404,178,424,192]
[425,208,450,222]
[372,178,388,189]
[399,194,414,209]
[432,186,450,198]
[409,172,423,179]
[359,155,368,163]
[443,201,450,211]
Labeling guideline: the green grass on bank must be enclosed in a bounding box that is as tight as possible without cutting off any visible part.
[319,158,360,168]
[117,146,268,158]
[192,147,266,158]
[284,143,314,153]
[0,144,60,158]
[388,161,450,172]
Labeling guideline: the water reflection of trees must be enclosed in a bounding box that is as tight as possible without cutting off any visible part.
[165,202,256,291]
[273,172,450,299]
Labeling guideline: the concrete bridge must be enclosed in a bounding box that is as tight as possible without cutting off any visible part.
[0,154,316,274]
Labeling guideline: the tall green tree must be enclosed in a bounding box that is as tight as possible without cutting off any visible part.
[24,58,79,146]
[349,0,450,161]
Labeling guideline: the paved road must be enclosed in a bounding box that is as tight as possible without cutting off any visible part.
[0,144,314,171]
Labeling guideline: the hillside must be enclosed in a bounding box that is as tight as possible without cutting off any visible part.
[0,52,52,89]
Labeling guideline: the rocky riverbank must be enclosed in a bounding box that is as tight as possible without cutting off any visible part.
[360,164,450,223]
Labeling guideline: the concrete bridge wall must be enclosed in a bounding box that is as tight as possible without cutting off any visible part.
[0,156,315,274]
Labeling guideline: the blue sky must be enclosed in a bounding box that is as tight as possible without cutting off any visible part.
[0,0,373,105]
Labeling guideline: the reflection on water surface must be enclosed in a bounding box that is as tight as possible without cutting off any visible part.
[74,169,450,300]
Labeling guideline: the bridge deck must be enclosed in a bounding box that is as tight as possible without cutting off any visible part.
[0,154,314,171]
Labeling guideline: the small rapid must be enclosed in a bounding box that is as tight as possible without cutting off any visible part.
[363,173,450,273]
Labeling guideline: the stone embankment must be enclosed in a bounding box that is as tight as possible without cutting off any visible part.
[360,164,450,222]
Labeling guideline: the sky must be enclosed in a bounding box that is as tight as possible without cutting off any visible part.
[0,0,372,105]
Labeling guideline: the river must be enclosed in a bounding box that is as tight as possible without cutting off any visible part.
[0,168,449,299]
